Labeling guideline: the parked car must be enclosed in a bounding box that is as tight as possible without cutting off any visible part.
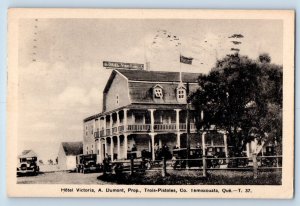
[17,157,39,176]
[76,154,101,173]
[172,148,203,169]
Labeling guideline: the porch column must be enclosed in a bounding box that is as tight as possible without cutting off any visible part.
[110,137,114,161]
[123,134,128,159]
[98,139,102,162]
[202,132,206,156]
[246,143,250,157]
[103,116,107,136]
[110,114,113,135]
[223,133,228,157]
[104,137,108,156]
[116,111,120,133]
[176,132,181,148]
[117,135,121,159]
[200,111,204,130]
[159,139,162,148]
[201,110,204,121]
[175,109,181,148]
[93,119,96,134]
[148,139,151,152]
[98,117,101,133]
[148,109,156,133]
[174,109,181,132]
[142,114,146,124]
[123,109,128,132]
[150,133,156,160]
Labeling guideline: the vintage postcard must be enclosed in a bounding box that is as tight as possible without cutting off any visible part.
[7,9,294,198]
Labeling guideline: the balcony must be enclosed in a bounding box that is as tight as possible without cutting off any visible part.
[127,123,196,132]
[118,125,124,132]
[179,123,196,131]
[154,123,176,131]
[127,124,151,132]
[95,123,197,138]
[100,130,105,137]
[94,131,100,138]
[112,127,118,134]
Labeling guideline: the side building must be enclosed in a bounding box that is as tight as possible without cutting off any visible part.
[57,141,83,171]
[83,69,228,163]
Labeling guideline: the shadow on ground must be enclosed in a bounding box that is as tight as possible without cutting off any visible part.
[98,170,282,185]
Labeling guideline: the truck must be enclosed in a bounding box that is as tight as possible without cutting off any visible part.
[76,154,101,173]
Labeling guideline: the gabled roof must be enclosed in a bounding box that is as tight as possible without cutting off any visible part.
[19,150,37,158]
[61,141,83,156]
[86,69,202,121]
[116,69,199,83]
[177,82,186,89]
[153,84,163,89]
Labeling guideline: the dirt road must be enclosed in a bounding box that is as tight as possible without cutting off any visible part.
[17,171,111,184]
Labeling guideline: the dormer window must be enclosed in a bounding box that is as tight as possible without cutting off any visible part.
[153,84,163,99]
[177,83,186,101]
[177,88,186,99]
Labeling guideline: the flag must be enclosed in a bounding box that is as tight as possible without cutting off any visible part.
[180,55,193,65]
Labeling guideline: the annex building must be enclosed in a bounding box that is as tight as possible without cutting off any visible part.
[83,69,229,163]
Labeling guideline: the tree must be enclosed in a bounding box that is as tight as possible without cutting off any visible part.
[190,53,282,156]
[258,53,271,64]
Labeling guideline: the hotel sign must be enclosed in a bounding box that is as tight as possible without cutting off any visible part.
[103,61,144,70]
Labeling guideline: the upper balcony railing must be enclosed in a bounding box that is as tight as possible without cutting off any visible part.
[106,129,111,136]
[179,123,196,131]
[154,123,177,131]
[127,123,196,132]
[94,131,100,138]
[100,130,105,137]
[95,123,196,138]
[118,125,124,132]
[112,127,118,134]
[127,124,151,132]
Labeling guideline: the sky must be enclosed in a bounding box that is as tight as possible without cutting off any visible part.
[17,18,283,161]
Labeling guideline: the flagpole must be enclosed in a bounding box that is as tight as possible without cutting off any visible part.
[179,39,182,82]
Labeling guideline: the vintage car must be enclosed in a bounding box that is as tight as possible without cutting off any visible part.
[205,146,227,168]
[76,154,102,173]
[171,148,203,169]
[17,156,40,176]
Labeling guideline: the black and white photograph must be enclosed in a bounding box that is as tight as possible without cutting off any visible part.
[7,9,294,198]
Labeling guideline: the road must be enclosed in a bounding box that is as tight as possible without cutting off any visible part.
[17,171,111,184]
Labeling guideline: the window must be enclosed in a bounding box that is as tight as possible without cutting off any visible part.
[116,95,119,105]
[153,85,163,98]
[154,88,163,98]
[177,87,186,99]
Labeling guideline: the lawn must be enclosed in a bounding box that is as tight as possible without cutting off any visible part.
[98,169,282,185]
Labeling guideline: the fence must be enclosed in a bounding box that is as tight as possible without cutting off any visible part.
[106,155,282,179]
